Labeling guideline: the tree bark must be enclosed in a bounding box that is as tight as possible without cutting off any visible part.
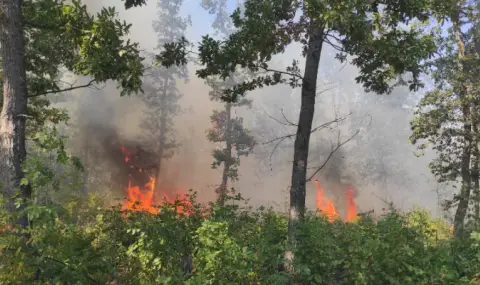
[285,22,324,270]
[454,103,472,236]
[453,10,472,237]
[472,123,479,225]
[218,102,232,206]
[0,0,30,228]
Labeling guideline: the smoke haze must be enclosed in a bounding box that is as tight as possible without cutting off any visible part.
[53,0,451,218]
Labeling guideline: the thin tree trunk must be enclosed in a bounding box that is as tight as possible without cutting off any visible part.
[0,0,30,229]
[285,22,324,271]
[453,10,472,236]
[218,102,232,206]
[454,103,472,236]
[472,127,479,226]
[82,126,89,195]
[155,77,168,194]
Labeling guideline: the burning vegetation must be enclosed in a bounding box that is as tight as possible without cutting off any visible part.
[116,137,359,221]
[314,179,358,222]
[118,143,189,214]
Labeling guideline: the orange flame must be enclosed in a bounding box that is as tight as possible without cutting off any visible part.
[314,180,339,221]
[314,179,357,222]
[345,186,358,222]
[122,176,158,214]
[120,145,191,215]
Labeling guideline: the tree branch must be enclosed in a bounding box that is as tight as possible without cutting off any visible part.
[305,113,371,182]
[259,106,296,126]
[257,65,304,81]
[306,128,360,182]
[29,79,99,97]
[261,113,354,170]
[323,32,345,52]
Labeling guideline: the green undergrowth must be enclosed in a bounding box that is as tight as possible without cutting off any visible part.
[0,193,479,285]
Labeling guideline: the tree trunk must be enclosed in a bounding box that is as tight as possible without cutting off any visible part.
[82,126,89,195]
[154,77,168,194]
[472,126,479,226]
[285,22,324,270]
[218,102,232,206]
[453,12,472,237]
[0,0,30,229]
[454,103,472,236]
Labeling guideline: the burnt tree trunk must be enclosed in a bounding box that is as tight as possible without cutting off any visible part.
[0,0,30,229]
[218,102,232,206]
[285,22,324,270]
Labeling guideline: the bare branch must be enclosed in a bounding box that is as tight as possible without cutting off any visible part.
[316,84,336,97]
[306,128,360,182]
[260,106,296,126]
[323,32,345,52]
[310,112,351,133]
[261,112,354,172]
[29,79,99,97]
[306,113,372,181]
[280,108,296,126]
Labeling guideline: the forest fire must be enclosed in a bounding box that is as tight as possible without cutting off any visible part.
[119,145,189,214]
[314,179,358,222]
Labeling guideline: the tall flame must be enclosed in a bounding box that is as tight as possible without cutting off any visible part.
[345,186,358,222]
[314,180,339,221]
[314,179,358,222]
[122,176,158,214]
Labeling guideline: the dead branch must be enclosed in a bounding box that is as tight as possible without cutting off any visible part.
[261,112,354,171]
[305,113,372,182]
[305,128,360,182]
[260,106,296,126]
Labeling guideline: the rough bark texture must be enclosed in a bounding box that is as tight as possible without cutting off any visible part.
[472,129,479,224]
[217,103,232,206]
[0,0,30,228]
[454,103,472,236]
[453,12,472,236]
[285,22,324,270]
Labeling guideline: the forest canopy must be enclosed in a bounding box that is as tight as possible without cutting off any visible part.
[0,0,480,284]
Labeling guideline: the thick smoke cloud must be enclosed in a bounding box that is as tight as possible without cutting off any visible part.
[53,0,449,218]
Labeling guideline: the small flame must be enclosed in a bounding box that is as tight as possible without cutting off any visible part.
[314,179,357,222]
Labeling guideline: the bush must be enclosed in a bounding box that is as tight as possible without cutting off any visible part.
[1,192,480,284]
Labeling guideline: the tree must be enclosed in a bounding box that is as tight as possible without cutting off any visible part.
[138,0,190,194]
[158,0,441,268]
[410,0,480,236]
[206,78,256,205]
[201,0,256,205]
[0,0,144,227]
[0,0,30,228]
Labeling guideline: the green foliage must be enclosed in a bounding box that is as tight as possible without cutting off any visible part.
[0,0,145,155]
[409,1,480,221]
[2,189,480,284]
[158,0,441,102]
